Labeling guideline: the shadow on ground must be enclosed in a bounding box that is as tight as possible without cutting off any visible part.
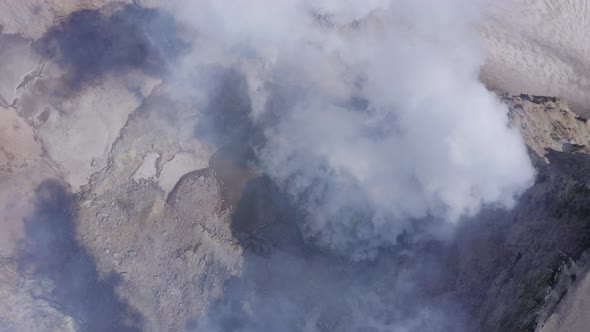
[16,180,144,332]
[194,67,265,149]
[34,4,188,89]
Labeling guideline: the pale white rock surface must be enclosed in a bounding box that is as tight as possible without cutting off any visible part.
[482,0,590,114]
[132,152,160,182]
[19,72,161,191]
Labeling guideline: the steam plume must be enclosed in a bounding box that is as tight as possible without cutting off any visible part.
[171,0,535,259]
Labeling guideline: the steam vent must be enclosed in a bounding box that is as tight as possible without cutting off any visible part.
[3,1,590,331]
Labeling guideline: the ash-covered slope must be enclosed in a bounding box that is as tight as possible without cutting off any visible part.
[482,0,590,115]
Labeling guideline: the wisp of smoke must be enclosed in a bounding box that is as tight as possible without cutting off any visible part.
[171,0,535,260]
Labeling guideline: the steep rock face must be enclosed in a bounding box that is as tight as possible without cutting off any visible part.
[451,94,590,331]
[504,94,590,158]
[540,253,590,332]
[454,151,590,331]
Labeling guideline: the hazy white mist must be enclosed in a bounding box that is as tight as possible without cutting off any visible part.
[171,0,535,259]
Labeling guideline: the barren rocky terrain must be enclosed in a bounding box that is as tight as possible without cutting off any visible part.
[2,1,590,332]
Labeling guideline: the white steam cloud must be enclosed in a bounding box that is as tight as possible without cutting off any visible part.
[171,0,535,259]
